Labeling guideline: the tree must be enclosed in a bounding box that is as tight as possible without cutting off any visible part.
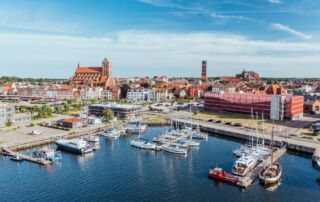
[141,82,151,89]
[90,98,97,104]
[63,103,70,112]
[5,118,12,127]
[103,109,114,122]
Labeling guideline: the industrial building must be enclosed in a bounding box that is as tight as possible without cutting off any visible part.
[204,92,304,120]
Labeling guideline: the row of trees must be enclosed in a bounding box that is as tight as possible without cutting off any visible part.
[0,76,63,84]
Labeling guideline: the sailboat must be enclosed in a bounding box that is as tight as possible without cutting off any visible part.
[130,125,159,150]
[259,125,282,185]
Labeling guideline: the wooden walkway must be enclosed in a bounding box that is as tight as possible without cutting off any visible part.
[237,147,287,188]
[1,148,52,165]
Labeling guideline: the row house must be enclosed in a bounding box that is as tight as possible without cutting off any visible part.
[127,88,158,101]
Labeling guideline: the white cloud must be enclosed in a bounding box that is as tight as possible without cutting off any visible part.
[271,23,312,40]
[0,30,319,78]
[268,0,282,4]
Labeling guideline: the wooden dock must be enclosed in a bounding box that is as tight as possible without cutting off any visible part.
[1,148,52,165]
[237,147,287,188]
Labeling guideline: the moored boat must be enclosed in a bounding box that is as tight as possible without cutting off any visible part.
[130,138,159,150]
[232,155,257,176]
[102,129,121,139]
[10,155,23,162]
[162,145,187,155]
[208,167,239,185]
[259,163,282,185]
[259,125,282,185]
[126,121,147,134]
[33,148,62,161]
[55,139,94,154]
[83,136,99,143]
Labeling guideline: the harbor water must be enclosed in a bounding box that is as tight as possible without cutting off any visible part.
[0,127,319,202]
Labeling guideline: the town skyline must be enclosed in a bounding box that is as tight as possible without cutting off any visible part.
[0,0,320,78]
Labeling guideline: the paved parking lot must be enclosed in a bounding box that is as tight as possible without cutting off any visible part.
[0,125,68,148]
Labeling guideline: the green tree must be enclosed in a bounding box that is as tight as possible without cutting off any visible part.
[5,118,12,127]
[63,103,70,112]
[90,98,97,104]
[103,109,114,122]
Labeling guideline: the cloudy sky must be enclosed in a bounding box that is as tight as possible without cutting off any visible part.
[0,0,319,78]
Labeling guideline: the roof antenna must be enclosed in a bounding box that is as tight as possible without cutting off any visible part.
[77,61,80,68]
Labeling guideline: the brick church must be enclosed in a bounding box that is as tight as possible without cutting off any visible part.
[70,58,115,88]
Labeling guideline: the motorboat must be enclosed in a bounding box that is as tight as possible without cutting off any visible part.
[55,139,93,154]
[83,136,99,143]
[162,145,187,155]
[130,138,159,150]
[259,163,282,185]
[191,132,208,140]
[101,129,121,139]
[171,140,189,149]
[232,155,257,176]
[33,148,62,161]
[152,136,167,144]
[208,167,239,185]
[10,155,23,162]
[126,121,147,134]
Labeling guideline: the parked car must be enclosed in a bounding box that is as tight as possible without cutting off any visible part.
[225,122,232,125]
[31,130,42,135]
[215,120,222,123]
[207,119,214,122]
[233,123,242,127]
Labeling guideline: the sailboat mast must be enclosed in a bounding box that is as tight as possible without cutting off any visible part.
[271,124,274,165]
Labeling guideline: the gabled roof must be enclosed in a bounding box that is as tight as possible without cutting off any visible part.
[75,67,102,74]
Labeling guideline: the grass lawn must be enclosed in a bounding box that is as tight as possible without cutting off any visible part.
[142,115,167,123]
[193,111,288,133]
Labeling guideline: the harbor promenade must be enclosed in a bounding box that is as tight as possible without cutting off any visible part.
[173,118,320,155]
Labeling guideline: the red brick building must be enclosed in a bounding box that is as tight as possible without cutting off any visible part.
[70,58,115,88]
[204,92,304,120]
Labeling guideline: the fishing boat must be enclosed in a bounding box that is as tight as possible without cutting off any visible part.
[83,136,99,143]
[10,155,23,162]
[102,128,121,139]
[55,139,94,154]
[162,145,187,155]
[232,155,257,176]
[33,148,62,161]
[259,125,282,185]
[208,167,239,185]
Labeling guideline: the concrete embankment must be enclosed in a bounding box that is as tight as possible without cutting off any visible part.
[173,118,320,155]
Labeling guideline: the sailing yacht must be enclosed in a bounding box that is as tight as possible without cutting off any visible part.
[259,125,282,185]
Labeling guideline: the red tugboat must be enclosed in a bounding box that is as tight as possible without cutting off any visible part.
[208,167,239,185]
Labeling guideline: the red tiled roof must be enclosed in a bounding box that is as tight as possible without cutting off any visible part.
[63,117,85,123]
[75,67,102,74]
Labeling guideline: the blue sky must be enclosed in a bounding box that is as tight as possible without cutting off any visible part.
[0,0,319,78]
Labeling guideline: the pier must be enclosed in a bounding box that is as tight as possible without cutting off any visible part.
[1,148,52,165]
[237,147,287,188]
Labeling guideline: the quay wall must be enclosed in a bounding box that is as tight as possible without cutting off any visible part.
[174,119,319,155]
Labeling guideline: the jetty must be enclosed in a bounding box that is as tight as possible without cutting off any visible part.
[0,148,51,165]
[237,147,287,188]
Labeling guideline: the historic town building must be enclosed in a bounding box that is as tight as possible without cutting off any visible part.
[70,58,115,88]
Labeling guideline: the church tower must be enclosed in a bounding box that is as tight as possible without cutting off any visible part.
[102,58,112,78]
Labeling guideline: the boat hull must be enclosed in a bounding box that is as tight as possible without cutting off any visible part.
[208,169,239,185]
[259,163,282,185]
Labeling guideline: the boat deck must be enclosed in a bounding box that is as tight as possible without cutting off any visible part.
[1,148,52,165]
[237,147,287,188]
